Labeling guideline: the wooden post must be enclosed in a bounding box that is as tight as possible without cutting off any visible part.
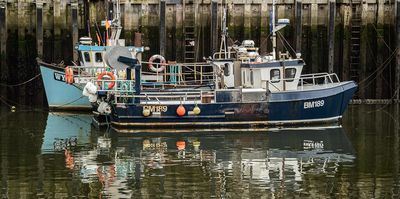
[176,3,183,61]
[260,2,268,54]
[210,0,218,54]
[396,0,400,101]
[295,0,302,53]
[376,0,384,99]
[311,2,318,73]
[0,2,7,89]
[342,6,351,80]
[71,2,79,62]
[328,0,336,73]
[159,0,166,56]
[244,4,251,39]
[36,2,43,58]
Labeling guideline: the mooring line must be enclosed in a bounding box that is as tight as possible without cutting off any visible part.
[0,74,41,87]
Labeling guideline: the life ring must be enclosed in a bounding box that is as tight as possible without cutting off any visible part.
[65,66,74,84]
[148,54,166,72]
[97,71,116,90]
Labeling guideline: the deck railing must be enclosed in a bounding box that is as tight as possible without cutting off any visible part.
[263,73,340,92]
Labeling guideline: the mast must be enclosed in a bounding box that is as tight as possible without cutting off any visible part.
[219,5,228,58]
[110,0,122,41]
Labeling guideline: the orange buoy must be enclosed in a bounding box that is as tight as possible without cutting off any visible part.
[97,71,116,90]
[176,140,186,150]
[176,105,186,116]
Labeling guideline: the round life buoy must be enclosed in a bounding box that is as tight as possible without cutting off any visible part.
[65,66,74,84]
[97,71,116,90]
[148,54,166,72]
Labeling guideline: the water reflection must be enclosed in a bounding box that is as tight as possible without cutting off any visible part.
[2,106,400,198]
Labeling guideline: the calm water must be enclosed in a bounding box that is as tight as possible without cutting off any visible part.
[0,105,400,198]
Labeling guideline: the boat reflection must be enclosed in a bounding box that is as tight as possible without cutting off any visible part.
[41,112,93,153]
[46,123,352,197]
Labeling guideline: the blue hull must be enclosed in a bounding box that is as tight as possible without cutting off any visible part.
[40,65,91,110]
[268,81,357,124]
[109,81,357,128]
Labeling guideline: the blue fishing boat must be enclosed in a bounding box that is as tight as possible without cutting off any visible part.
[37,0,145,110]
[84,2,357,128]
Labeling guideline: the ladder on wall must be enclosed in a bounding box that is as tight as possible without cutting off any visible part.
[183,0,196,63]
[350,0,362,82]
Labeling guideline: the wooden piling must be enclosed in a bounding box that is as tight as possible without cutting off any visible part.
[341,6,351,80]
[396,0,400,101]
[210,0,218,54]
[71,2,79,62]
[160,0,166,56]
[244,4,251,39]
[310,2,318,73]
[175,3,183,61]
[17,1,28,103]
[36,2,43,58]
[375,0,384,99]
[328,0,336,73]
[260,2,268,54]
[0,2,7,86]
[295,0,302,53]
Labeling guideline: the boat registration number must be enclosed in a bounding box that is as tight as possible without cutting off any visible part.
[54,72,65,82]
[143,105,168,112]
[304,100,325,109]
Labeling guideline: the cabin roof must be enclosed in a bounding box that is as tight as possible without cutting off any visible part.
[77,45,107,52]
[241,59,305,68]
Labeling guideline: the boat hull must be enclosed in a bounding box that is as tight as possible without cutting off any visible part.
[39,64,91,110]
[268,81,357,124]
[108,81,357,128]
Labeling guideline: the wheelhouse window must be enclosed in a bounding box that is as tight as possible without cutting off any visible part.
[95,52,103,63]
[270,69,280,83]
[83,52,91,63]
[285,68,296,82]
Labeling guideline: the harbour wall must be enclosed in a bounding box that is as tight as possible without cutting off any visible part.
[0,0,399,106]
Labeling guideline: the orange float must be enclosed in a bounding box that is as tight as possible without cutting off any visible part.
[176,140,186,150]
[176,105,186,116]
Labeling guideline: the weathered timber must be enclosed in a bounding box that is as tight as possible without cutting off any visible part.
[397,0,400,100]
[159,0,166,56]
[328,0,335,73]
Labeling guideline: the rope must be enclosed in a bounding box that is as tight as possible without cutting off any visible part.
[0,74,41,87]
[0,94,85,112]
